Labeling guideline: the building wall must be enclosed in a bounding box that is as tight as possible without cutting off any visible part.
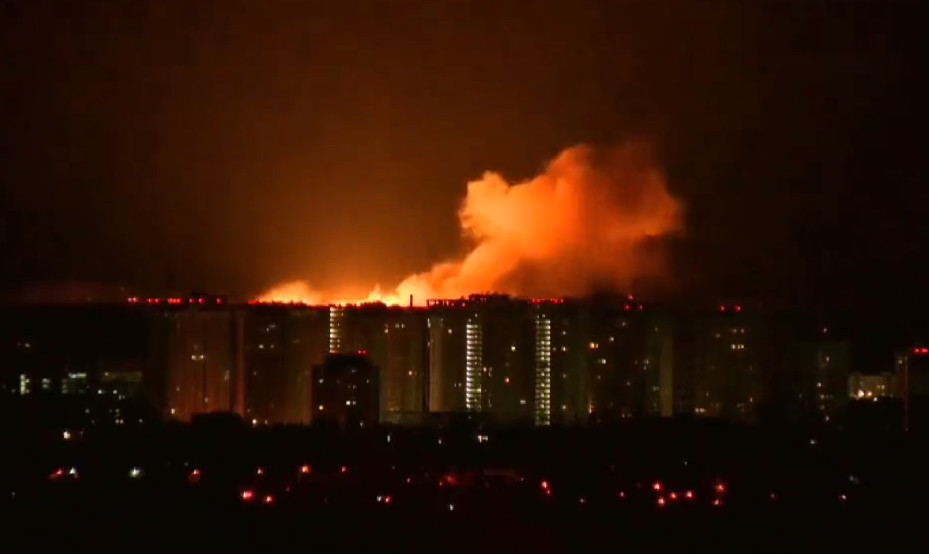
[428,307,467,413]
[311,354,380,427]
[161,309,235,421]
[242,307,329,425]
[693,310,762,422]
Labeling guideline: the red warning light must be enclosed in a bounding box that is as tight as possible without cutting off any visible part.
[735,305,742,312]
[719,305,726,312]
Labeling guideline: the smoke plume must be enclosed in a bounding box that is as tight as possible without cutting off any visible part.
[260,141,682,304]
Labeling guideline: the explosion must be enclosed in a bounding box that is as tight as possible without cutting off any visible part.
[259,141,682,305]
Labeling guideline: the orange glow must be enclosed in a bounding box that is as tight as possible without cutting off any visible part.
[263,494,274,504]
[657,496,666,507]
[258,142,682,305]
[652,481,662,492]
[299,465,311,475]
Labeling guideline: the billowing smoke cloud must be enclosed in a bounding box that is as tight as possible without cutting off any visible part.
[259,140,683,304]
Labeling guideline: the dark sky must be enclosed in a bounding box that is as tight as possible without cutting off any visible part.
[0,0,925,313]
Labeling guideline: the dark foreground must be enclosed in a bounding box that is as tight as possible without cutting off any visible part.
[3,418,926,551]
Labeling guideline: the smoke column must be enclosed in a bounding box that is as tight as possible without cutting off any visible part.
[259,141,682,305]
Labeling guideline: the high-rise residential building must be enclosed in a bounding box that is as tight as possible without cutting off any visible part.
[154,302,235,421]
[427,299,469,413]
[311,353,380,428]
[584,296,673,422]
[428,295,674,427]
[778,322,851,424]
[427,295,535,425]
[693,305,763,422]
[533,299,588,426]
[242,305,329,425]
[326,304,426,423]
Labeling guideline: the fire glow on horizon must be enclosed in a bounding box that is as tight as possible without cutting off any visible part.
[258,141,683,306]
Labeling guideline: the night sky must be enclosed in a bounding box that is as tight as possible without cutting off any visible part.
[0,0,924,317]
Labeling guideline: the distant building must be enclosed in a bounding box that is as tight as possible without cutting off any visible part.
[895,347,929,432]
[311,353,380,427]
[848,372,895,400]
[427,295,535,425]
[783,328,851,423]
[575,296,674,423]
[693,305,763,422]
[152,302,236,421]
[427,300,469,413]
[427,295,675,427]
[0,304,149,404]
[328,304,426,423]
[242,305,329,425]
